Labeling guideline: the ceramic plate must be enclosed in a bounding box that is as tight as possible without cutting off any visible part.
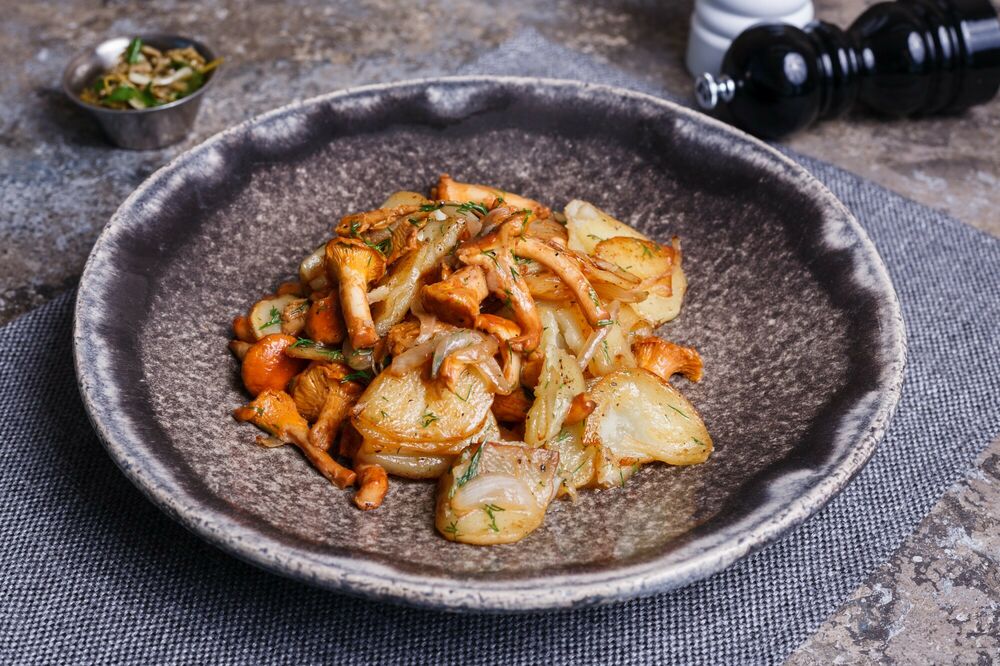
[74,77,905,611]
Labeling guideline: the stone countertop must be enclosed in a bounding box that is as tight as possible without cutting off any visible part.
[1,0,997,662]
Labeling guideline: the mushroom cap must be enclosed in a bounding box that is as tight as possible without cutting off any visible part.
[291,361,364,422]
[632,336,704,383]
[241,334,307,396]
[325,237,387,284]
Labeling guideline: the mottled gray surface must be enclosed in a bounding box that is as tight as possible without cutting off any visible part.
[2,0,997,658]
[791,441,1000,664]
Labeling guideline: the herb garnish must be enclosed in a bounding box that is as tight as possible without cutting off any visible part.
[419,202,442,212]
[420,411,439,427]
[443,521,459,536]
[365,236,392,255]
[259,306,281,329]
[483,503,504,532]
[595,319,615,327]
[481,249,500,269]
[456,201,489,216]
[667,404,690,420]
[341,369,373,385]
[455,445,484,489]
[125,37,143,64]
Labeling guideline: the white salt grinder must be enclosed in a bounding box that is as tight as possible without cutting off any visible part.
[685,0,816,76]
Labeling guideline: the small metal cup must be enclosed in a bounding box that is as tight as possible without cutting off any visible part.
[62,34,218,150]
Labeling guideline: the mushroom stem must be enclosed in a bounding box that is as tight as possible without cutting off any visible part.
[458,226,541,352]
[353,463,389,510]
[326,238,387,350]
[511,236,610,327]
[233,389,357,488]
[340,271,379,347]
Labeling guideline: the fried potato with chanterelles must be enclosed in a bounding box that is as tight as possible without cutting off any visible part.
[436,441,560,545]
[228,175,712,547]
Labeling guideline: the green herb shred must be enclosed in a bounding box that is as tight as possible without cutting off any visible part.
[125,37,143,64]
[456,201,489,216]
[259,307,281,329]
[483,503,505,532]
[455,445,484,488]
[341,369,373,385]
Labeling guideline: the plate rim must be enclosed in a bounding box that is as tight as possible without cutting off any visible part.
[73,75,907,612]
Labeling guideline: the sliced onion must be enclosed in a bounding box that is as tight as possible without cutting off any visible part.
[410,300,439,345]
[577,319,611,370]
[477,206,512,238]
[593,282,648,304]
[367,284,390,304]
[387,333,446,375]
[431,330,489,377]
[451,473,536,512]
[471,356,514,395]
[153,66,193,86]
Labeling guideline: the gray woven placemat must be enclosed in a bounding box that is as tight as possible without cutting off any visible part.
[2,31,999,665]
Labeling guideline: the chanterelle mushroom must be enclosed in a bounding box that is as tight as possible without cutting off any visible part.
[632,336,704,383]
[336,204,424,236]
[436,174,550,219]
[457,226,542,352]
[233,389,357,488]
[325,238,387,349]
[420,264,489,328]
[290,362,365,451]
[510,236,610,328]
[241,334,306,396]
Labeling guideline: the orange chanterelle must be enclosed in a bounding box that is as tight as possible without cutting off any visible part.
[229,174,712,545]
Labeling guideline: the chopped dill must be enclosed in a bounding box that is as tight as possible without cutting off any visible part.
[456,201,489,216]
[483,503,505,532]
[455,444,484,488]
[667,404,690,420]
[259,307,281,329]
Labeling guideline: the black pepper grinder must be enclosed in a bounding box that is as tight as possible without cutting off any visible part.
[694,0,1000,139]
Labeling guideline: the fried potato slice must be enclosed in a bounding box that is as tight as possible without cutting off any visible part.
[352,365,493,447]
[583,368,712,484]
[435,441,559,545]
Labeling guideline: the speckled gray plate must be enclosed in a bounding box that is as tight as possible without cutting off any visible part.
[74,76,905,612]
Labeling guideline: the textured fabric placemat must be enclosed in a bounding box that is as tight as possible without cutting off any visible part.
[3,32,999,665]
